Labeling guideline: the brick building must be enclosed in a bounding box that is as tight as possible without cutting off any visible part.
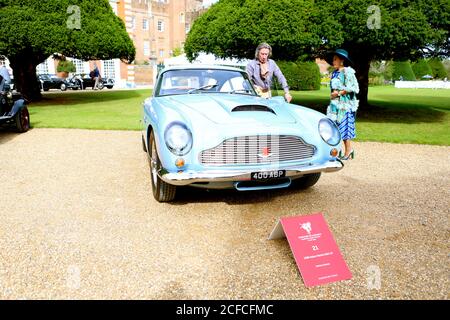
[120,0,203,86]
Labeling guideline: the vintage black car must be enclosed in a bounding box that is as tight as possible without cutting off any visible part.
[0,82,30,133]
[37,74,70,91]
[66,74,115,90]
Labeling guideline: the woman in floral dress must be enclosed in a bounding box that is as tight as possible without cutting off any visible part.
[326,49,359,160]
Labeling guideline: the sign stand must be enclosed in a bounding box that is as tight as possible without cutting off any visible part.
[269,212,352,287]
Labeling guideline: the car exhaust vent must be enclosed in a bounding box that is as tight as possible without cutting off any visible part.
[232,105,276,114]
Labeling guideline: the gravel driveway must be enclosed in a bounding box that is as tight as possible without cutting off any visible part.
[0,128,448,299]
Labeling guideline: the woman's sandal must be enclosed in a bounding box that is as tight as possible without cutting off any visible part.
[340,149,355,160]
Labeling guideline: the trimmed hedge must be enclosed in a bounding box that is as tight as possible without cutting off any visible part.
[412,59,432,80]
[276,61,321,91]
[393,61,416,81]
[297,62,321,90]
[428,58,448,79]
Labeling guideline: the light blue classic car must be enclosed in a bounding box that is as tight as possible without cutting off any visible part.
[141,65,343,202]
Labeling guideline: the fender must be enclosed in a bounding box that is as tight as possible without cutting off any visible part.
[10,99,26,117]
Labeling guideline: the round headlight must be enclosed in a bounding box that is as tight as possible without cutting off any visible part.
[164,122,193,156]
[318,118,341,146]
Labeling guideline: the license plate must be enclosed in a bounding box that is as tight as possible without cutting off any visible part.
[251,170,286,181]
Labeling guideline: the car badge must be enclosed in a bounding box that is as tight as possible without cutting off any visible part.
[258,147,271,158]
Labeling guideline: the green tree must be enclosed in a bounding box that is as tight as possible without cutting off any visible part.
[0,0,135,101]
[428,58,448,79]
[393,61,416,81]
[412,59,433,80]
[172,47,184,57]
[185,0,449,108]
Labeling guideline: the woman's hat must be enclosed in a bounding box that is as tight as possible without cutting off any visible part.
[326,49,353,66]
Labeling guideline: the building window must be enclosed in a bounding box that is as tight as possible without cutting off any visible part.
[159,50,164,58]
[72,58,87,75]
[157,20,164,32]
[143,18,148,31]
[179,13,185,23]
[130,16,135,30]
[144,41,150,56]
[185,23,191,34]
[103,60,115,79]
[37,60,49,75]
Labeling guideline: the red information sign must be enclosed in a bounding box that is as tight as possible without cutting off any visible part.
[269,213,352,287]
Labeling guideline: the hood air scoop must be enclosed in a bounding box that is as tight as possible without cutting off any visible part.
[231,105,276,115]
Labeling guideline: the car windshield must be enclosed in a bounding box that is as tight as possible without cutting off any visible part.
[156,68,257,97]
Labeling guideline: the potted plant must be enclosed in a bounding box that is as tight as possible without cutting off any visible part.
[57,59,76,78]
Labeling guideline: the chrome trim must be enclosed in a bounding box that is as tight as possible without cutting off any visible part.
[199,135,316,166]
[159,160,343,186]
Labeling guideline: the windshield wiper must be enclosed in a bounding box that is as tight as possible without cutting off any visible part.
[187,84,218,94]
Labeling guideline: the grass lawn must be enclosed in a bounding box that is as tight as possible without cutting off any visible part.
[291,86,450,145]
[29,89,150,131]
[28,86,450,145]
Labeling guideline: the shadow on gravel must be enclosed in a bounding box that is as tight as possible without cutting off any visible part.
[0,129,28,145]
[170,184,316,206]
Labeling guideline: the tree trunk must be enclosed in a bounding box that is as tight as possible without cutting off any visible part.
[352,57,371,109]
[9,54,42,102]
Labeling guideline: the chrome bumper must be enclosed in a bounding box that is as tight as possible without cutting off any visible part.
[159,160,344,186]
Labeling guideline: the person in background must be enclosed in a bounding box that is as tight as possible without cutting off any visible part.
[91,64,101,90]
[326,49,359,160]
[0,64,11,92]
[246,43,292,103]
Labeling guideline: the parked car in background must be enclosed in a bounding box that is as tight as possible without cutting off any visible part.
[0,82,30,132]
[65,74,115,90]
[37,74,69,91]
[141,65,344,202]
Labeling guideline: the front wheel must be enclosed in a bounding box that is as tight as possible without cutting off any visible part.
[148,131,176,202]
[291,173,321,189]
[15,106,30,133]
[60,83,67,91]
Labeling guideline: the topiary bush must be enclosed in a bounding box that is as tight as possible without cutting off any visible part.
[392,61,416,81]
[275,61,301,90]
[412,59,433,80]
[427,58,448,79]
[296,61,321,90]
[276,61,320,91]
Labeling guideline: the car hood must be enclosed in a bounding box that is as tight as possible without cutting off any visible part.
[158,94,297,125]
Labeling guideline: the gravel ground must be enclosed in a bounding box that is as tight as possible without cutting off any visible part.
[0,128,448,300]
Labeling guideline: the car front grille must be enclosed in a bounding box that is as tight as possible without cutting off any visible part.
[199,135,316,166]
